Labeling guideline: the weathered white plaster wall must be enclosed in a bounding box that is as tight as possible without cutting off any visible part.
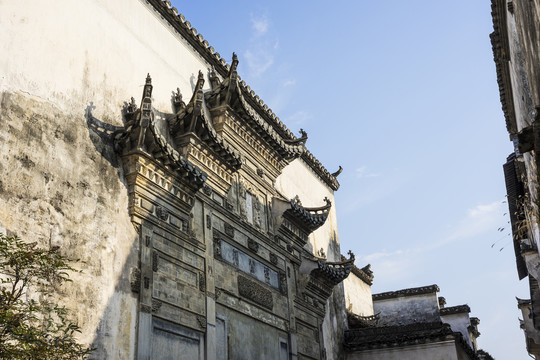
[0,0,220,357]
[275,159,346,360]
[373,292,439,326]
[0,0,215,123]
[344,273,374,316]
[345,341,460,360]
[440,313,474,350]
[275,159,339,261]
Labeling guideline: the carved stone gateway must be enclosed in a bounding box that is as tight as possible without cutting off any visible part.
[113,49,345,360]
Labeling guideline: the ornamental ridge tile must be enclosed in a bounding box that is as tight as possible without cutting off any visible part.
[372,284,439,301]
[439,304,471,316]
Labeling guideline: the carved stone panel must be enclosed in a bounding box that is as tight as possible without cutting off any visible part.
[131,267,141,293]
[218,240,279,289]
[247,238,259,253]
[224,222,234,237]
[237,275,273,310]
[269,253,278,265]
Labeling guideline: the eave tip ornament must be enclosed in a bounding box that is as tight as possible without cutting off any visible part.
[331,166,343,177]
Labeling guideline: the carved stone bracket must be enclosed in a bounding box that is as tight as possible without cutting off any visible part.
[197,315,207,330]
[141,304,152,313]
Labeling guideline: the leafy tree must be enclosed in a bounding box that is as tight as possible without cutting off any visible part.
[0,233,92,359]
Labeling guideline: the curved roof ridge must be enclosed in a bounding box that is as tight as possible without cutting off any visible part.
[301,150,340,191]
[148,0,297,141]
[149,0,339,190]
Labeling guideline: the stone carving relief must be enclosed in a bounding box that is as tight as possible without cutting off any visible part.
[156,206,169,221]
[247,238,259,253]
[213,237,222,259]
[237,275,273,310]
[199,273,206,292]
[206,214,212,229]
[224,222,234,237]
[269,253,278,265]
[152,299,162,313]
[232,249,239,266]
[130,267,141,293]
[279,272,287,295]
[253,197,262,229]
[152,252,158,272]
[197,315,207,330]
[144,277,150,289]
[203,184,213,196]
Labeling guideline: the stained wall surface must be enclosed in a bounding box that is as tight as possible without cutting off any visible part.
[344,273,373,316]
[373,292,439,326]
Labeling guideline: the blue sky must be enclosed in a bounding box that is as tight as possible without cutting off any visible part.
[173,1,529,358]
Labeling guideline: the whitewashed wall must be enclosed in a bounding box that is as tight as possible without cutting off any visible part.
[0,0,217,357]
[344,273,374,316]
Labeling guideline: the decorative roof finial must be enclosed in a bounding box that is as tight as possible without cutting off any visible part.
[127,97,138,114]
[323,197,331,207]
[331,166,343,177]
[347,250,355,261]
[175,88,182,102]
[208,66,221,89]
[194,70,205,93]
[173,88,185,110]
[229,52,239,75]
[146,73,152,85]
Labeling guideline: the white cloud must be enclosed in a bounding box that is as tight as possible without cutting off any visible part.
[283,110,311,128]
[358,249,418,285]
[250,15,269,36]
[244,49,274,78]
[242,14,276,78]
[431,200,504,249]
[282,79,296,87]
[360,249,405,263]
[355,166,380,179]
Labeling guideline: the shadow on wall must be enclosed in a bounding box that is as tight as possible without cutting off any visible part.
[84,101,125,169]
[83,103,140,358]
